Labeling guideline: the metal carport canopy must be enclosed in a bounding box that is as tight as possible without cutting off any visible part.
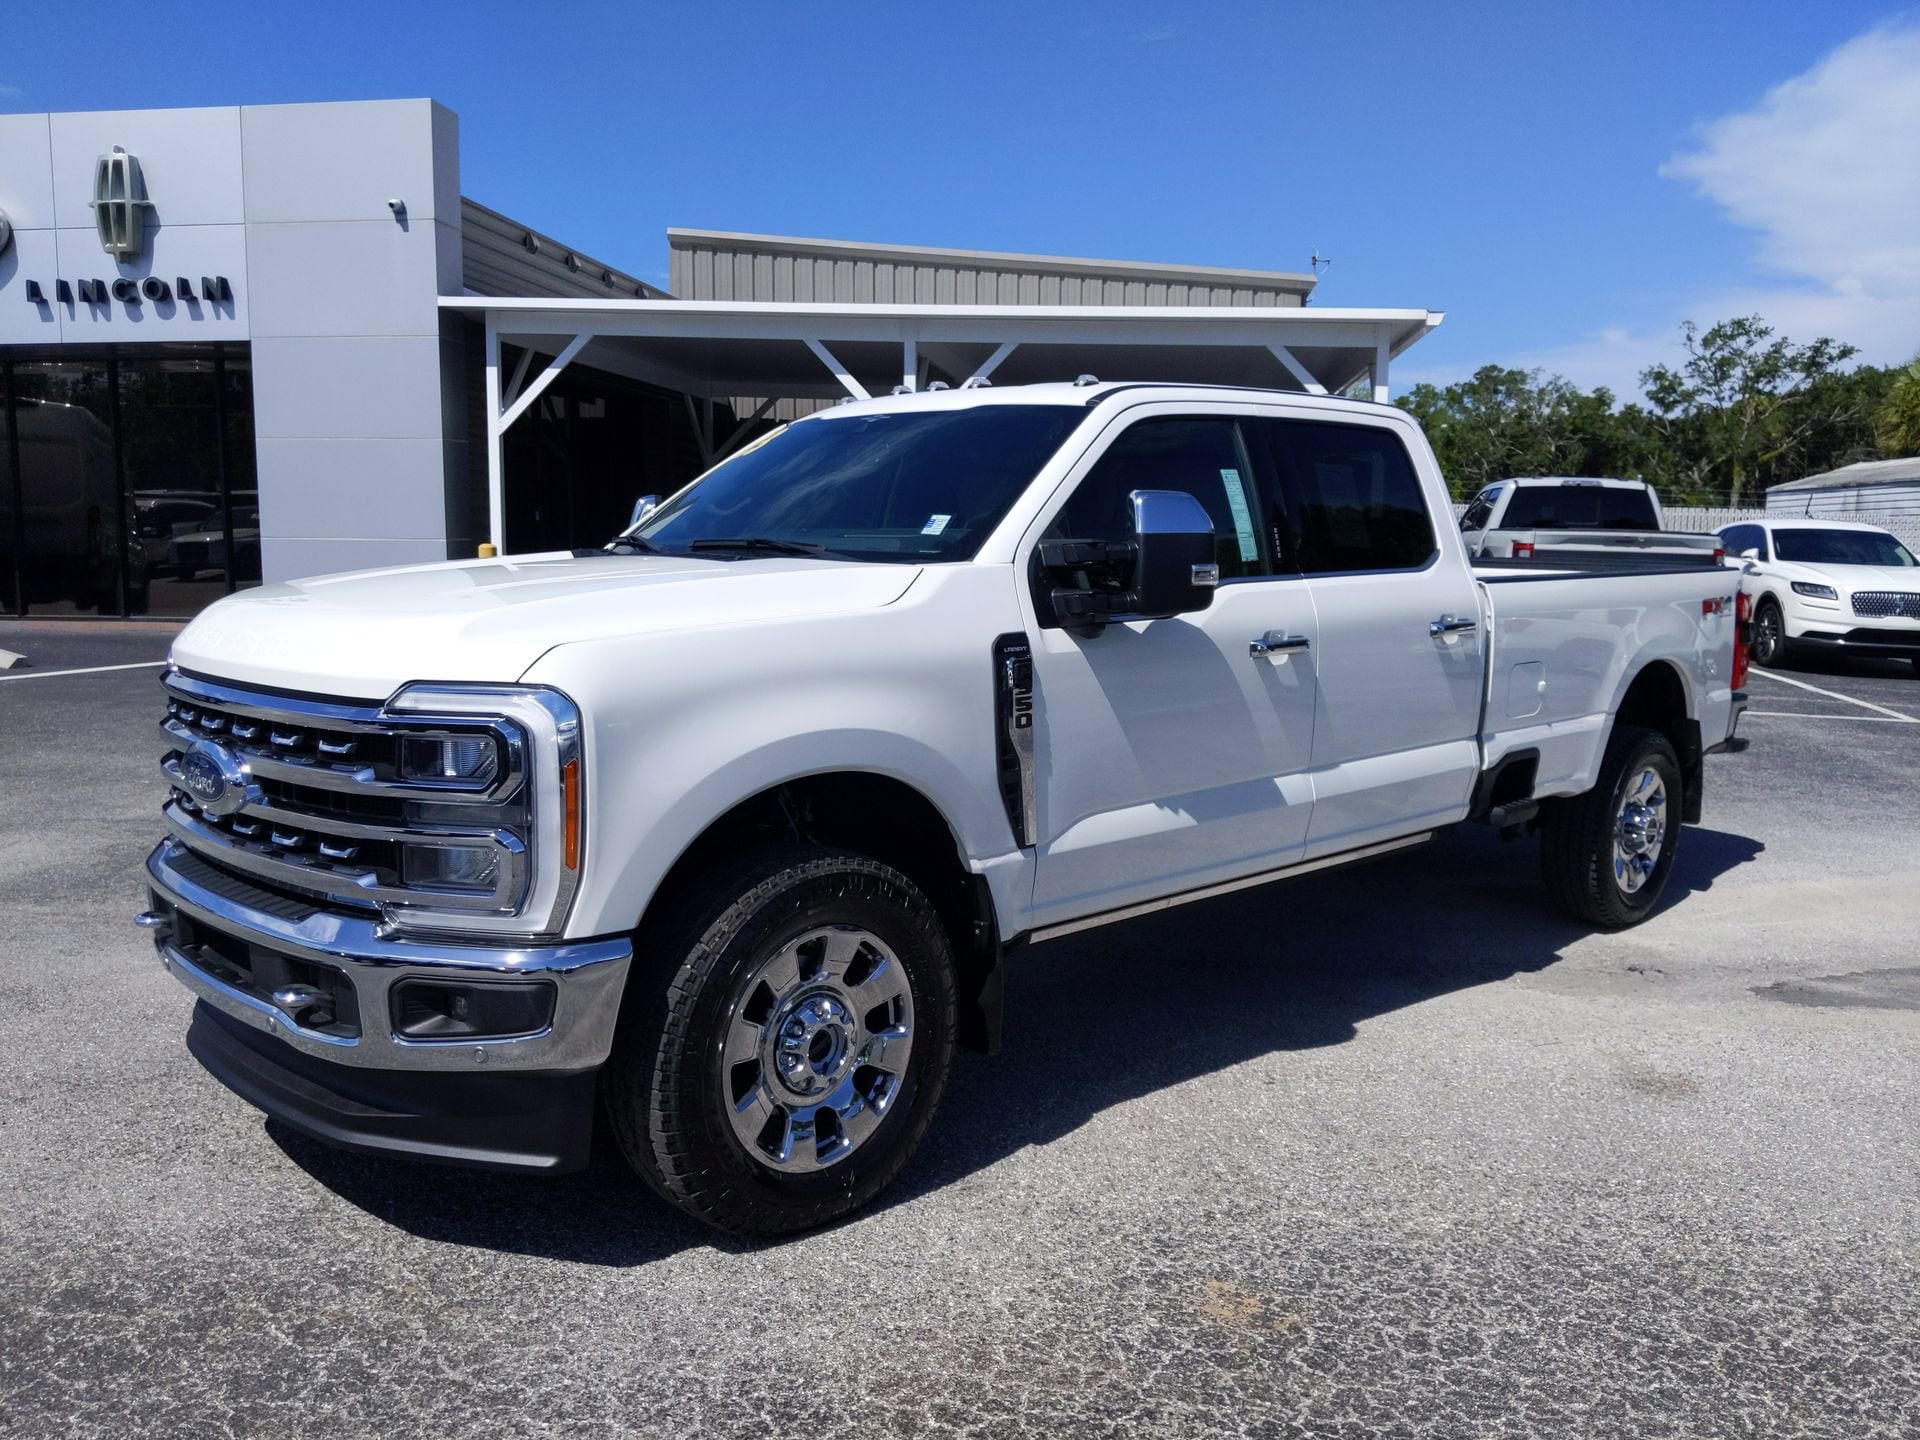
[439,295,1444,552]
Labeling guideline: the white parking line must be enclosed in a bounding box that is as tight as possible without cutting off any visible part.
[1749,669,1918,723]
[0,660,168,683]
[1746,711,1919,723]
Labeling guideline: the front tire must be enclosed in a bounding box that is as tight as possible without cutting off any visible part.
[1750,598,1789,668]
[1540,725,1683,930]
[604,848,957,1237]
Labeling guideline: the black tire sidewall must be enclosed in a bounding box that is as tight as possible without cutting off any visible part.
[1598,734,1683,923]
[1752,599,1786,668]
[614,851,957,1233]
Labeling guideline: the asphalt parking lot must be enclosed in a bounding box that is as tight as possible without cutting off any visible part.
[2,621,1916,1439]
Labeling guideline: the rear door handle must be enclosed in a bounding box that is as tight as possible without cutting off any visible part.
[1250,631,1311,658]
[1429,615,1478,637]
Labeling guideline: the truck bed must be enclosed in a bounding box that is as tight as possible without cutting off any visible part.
[1473,560,1739,806]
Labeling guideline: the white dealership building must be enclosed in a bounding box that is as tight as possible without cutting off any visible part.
[0,98,1442,618]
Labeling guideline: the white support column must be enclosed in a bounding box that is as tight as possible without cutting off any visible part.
[901,336,917,393]
[804,337,871,400]
[499,331,592,431]
[483,313,504,555]
[1266,343,1327,396]
[968,340,1017,384]
[1373,327,1392,404]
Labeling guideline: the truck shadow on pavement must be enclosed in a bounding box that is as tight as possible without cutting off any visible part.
[270,821,1762,1263]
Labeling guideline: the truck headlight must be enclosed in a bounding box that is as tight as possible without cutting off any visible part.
[400,735,500,784]
[403,842,505,893]
[383,684,584,940]
[1790,581,1838,600]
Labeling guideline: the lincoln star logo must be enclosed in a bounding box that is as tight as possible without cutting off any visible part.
[91,147,154,257]
[178,739,250,817]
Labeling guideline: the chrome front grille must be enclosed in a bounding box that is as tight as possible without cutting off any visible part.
[159,674,532,917]
[1850,591,1920,619]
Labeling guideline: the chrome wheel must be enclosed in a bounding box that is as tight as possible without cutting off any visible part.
[721,925,914,1173]
[1612,765,1668,895]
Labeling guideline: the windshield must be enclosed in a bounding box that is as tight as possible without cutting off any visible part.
[1501,484,1658,531]
[1772,528,1917,567]
[631,405,1084,562]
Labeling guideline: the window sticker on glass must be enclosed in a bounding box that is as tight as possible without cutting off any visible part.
[921,514,952,536]
[1218,469,1259,562]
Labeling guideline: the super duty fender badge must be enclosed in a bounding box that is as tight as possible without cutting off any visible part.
[992,633,1036,848]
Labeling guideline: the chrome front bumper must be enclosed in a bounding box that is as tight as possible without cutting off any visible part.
[142,839,631,1074]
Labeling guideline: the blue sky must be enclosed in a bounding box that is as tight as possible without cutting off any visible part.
[5,0,1916,396]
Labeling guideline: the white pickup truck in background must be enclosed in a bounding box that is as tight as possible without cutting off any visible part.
[140,382,1750,1235]
[1460,476,1725,564]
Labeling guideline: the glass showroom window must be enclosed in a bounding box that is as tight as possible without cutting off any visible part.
[0,348,256,618]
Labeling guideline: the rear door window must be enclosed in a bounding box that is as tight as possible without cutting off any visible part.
[1257,419,1436,574]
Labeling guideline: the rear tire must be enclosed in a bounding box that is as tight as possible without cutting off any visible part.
[1750,598,1788,668]
[604,847,957,1237]
[1540,725,1683,930]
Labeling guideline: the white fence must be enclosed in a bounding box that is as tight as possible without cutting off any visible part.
[1449,500,1920,553]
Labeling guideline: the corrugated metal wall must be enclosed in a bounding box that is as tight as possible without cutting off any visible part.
[668,230,1311,309]
[462,199,670,302]
[1765,484,1920,520]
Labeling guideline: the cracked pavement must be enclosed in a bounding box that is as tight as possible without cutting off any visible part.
[1,623,1915,1438]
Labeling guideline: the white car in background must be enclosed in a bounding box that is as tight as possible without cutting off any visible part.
[1718,518,1920,673]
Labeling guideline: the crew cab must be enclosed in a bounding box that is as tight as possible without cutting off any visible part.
[138,382,1749,1236]
[1460,476,1723,564]
[1719,517,1920,672]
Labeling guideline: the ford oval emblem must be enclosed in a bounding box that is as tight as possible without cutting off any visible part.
[178,739,251,817]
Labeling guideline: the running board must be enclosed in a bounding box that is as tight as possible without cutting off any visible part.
[1026,831,1434,945]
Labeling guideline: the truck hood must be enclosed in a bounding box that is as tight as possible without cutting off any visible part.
[172,551,923,698]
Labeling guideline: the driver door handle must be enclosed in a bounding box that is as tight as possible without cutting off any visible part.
[1429,615,1478,637]
[1250,631,1311,657]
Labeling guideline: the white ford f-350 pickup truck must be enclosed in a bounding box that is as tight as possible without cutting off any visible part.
[139,382,1749,1235]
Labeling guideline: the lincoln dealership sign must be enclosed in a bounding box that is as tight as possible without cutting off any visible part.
[15,143,238,316]
[24,274,234,308]
[92,146,154,256]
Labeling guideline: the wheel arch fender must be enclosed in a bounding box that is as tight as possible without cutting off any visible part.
[1602,657,1702,823]
[593,735,1015,1054]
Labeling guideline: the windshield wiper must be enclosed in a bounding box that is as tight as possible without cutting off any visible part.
[601,534,662,554]
[687,537,830,557]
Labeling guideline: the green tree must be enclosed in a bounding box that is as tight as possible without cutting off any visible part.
[1396,366,1654,498]
[1876,355,1920,457]
[1640,317,1860,506]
